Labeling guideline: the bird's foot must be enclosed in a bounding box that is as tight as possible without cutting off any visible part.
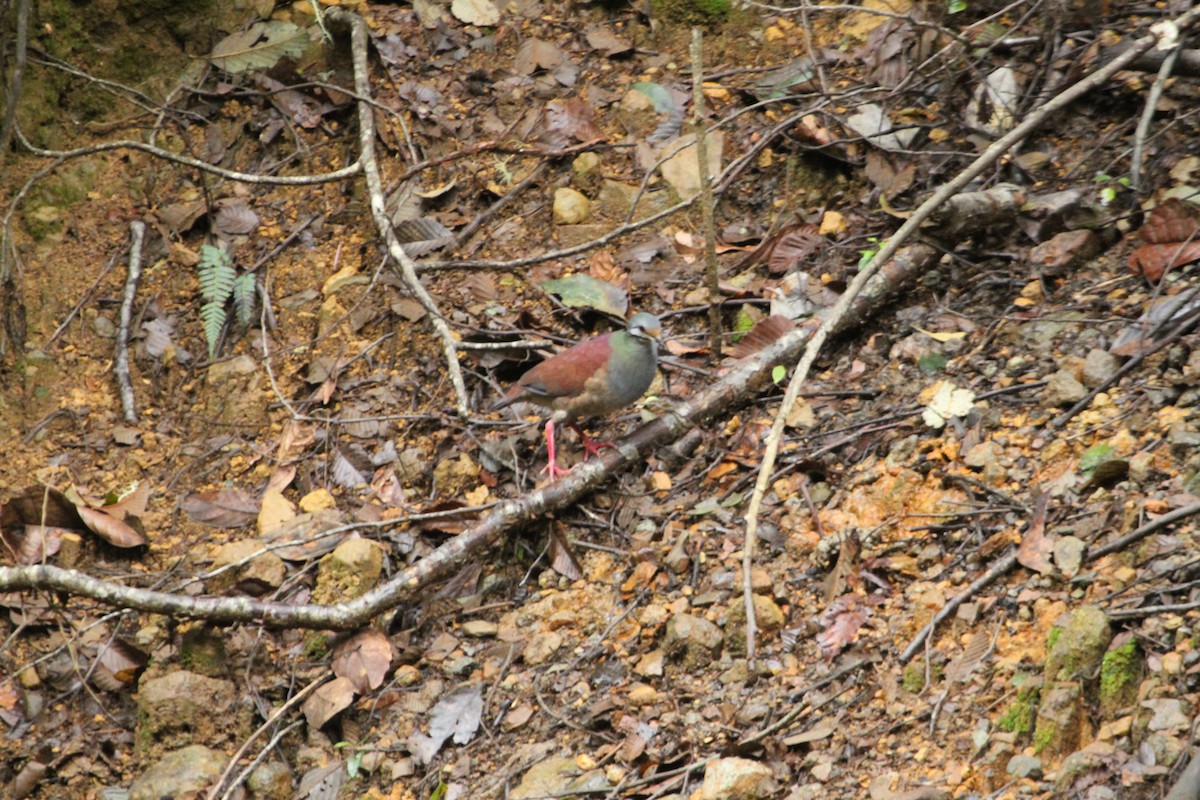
[540,460,574,480]
[579,435,617,459]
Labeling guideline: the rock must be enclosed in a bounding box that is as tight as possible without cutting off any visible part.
[92,314,117,338]
[208,539,287,595]
[1045,605,1112,682]
[247,759,294,800]
[553,187,591,224]
[697,757,775,800]
[571,152,603,194]
[1005,754,1043,779]
[1081,348,1119,388]
[523,631,563,666]
[661,131,724,201]
[725,595,786,654]
[136,671,242,754]
[129,745,226,800]
[1034,680,1084,756]
[1052,536,1085,579]
[460,620,499,637]
[311,537,383,604]
[1041,369,1087,406]
[204,354,268,428]
[662,612,723,669]
[511,756,610,799]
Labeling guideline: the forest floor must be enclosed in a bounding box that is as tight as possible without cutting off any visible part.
[2,1,1200,799]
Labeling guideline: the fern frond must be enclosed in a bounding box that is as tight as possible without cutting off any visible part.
[232,273,257,327]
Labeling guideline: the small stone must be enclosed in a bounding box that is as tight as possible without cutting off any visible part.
[92,315,117,338]
[663,613,723,669]
[1081,348,1119,388]
[1053,536,1086,578]
[553,188,591,224]
[129,745,227,800]
[247,760,293,800]
[1042,369,1087,406]
[460,620,499,638]
[524,631,563,666]
[697,757,776,800]
[1006,754,1043,779]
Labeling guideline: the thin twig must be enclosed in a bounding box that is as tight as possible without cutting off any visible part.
[1131,35,1183,191]
[335,9,470,418]
[115,221,146,424]
[690,29,722,361]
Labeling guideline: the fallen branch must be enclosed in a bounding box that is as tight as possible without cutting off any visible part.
[114,220,146,424]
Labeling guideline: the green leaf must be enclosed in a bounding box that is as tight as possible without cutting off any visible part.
[232,273,257,326]
[772,364,787,384]
[947,0,967,12]
[540,274,628,317]
[918,353,947,375]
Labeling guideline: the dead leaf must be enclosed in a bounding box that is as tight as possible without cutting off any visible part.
[1016,492,1053,575]
[303,676,357,729]
[333,629,394,693]
[181,488,260,528]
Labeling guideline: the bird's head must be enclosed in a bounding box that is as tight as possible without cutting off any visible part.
[627,312,662,344]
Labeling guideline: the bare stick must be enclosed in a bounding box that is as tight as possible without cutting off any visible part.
[335,9,470,418]
[0,0,31,154]
[739,6,1200,662]
[691,28,722,361]
[1131,36,1182,191]
[115,221,146,424]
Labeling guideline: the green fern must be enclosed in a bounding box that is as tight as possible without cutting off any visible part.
[232,272,257,327]
[197,244,235,358]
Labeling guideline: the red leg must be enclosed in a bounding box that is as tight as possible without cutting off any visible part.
[541,419,572,480]
[571,423,617,459]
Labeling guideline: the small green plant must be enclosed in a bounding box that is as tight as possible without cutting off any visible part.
[772,364,787,384]
[197,244,257,358]
[857,236,881,269]
[947,0,967,12]
[1093,173,1131,206]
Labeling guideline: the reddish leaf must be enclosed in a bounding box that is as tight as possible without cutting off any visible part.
[1129,199,1200,281]
[1016,492,1053,575]
[729,315,797,360]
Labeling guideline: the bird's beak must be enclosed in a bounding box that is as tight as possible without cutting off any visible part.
[646,325,662,342]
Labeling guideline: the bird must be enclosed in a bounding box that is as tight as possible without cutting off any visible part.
[492,312,662,479]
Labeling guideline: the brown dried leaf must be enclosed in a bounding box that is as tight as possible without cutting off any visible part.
[333,629,394,693]
[514,38,564,75]
[542,97,601,148]
[181,488,260,529]
[76,505,147,548]
[303,676,357,729]
[1129,199,1200,281]
[93,638,149,691]
[729,315,797,360]
[1016,492,1053,575]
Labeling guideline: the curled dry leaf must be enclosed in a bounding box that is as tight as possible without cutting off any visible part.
[333,629,394,694]
[76,505,147,548]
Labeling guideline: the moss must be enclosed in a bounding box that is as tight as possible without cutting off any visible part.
[1099,638,1141,717]
[650,0,731,25]
[998,682,1040,736]
[1032,724,1056,753]
[902,663,926,693]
